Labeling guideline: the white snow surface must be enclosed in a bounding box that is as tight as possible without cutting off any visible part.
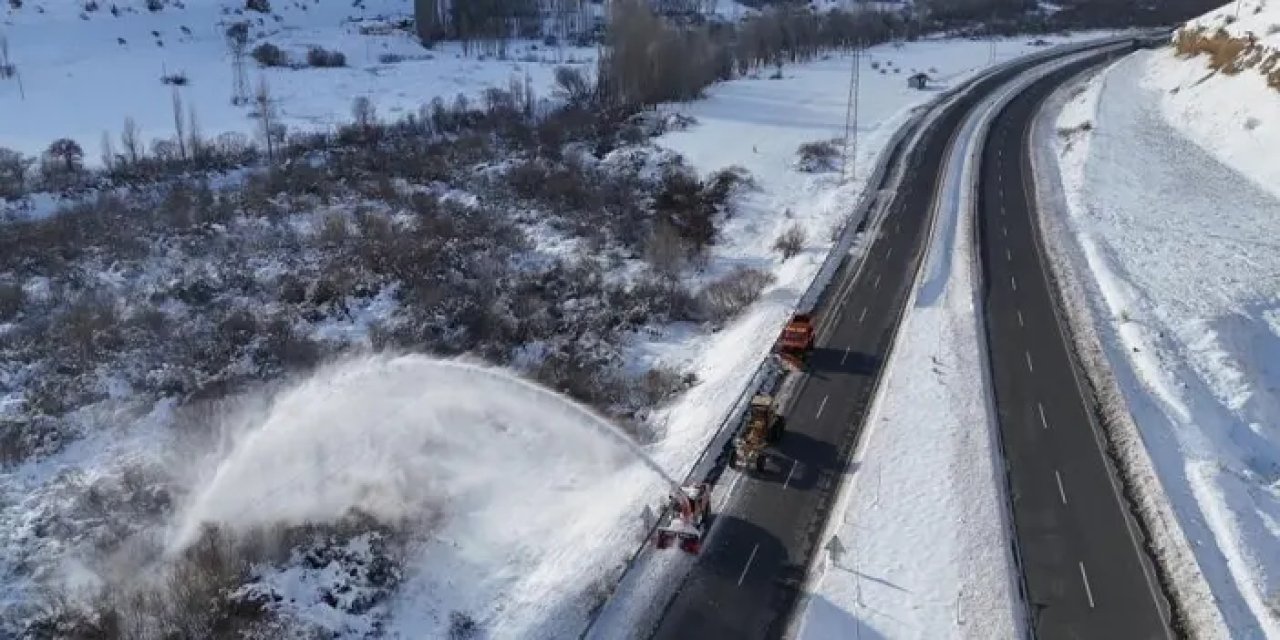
[1154,0,1280,201]
[1045,46,1280,637]
[0,0,596,165]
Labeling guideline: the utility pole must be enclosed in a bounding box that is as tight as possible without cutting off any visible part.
[841,42,861,184]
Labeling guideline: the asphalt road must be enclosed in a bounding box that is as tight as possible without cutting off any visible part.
[976,54,1173,639]
[647,44,1136,640]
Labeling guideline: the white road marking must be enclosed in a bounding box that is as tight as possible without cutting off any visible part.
[859,307,868,322]
[1055,470,1068,504]
[1002,225,1008,237]
[1079,562,1096,608]
[1038,402,1049,430]
[886,247,893,259]
[1011,275,1018,291]
[738,544,761,587]
[873,274,881,289]
[841,346,850,365]
[1006,248,1012,261]
[783,460,798,490]
[816,395,829,419]
[1000,205,1006,216]
[1025,351,1034,372]
[717,468,746,511]
[1017,310,1025,327]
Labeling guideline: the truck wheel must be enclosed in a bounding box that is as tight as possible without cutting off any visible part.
[769,416,786,443]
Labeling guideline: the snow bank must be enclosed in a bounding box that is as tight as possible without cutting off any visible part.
[1039,43,1279,637]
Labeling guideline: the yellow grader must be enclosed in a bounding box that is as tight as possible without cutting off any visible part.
[729,393,785,473]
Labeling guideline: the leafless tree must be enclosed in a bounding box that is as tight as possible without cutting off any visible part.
[121,117,143,165]
[100,131,116,170]
[172,87,187,161]
[254,77,280,163]
[225,22,250,105]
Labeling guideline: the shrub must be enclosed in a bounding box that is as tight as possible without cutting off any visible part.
[696,266,774,324]
[0,281,24,320]
[553,65,592,104]
[161,70,189,85]
[773,223,806,260]
[797,140,840,173]
[251,42,287,67]
[306,46,346,68]
[245,0,270,13]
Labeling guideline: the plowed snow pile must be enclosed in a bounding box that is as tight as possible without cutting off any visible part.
[1042,14,1280,635]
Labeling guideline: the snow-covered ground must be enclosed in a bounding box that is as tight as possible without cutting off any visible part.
[1039,30,1280,638]
[0,0,596,164]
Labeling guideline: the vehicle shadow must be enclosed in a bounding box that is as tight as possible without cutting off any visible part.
[734,430,843,492]
[805,345,882,381]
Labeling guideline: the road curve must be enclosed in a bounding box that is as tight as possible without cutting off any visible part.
[976,52,1173,639]
[642,40,1145,640]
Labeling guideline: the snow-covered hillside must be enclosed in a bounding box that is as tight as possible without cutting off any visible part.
[1157,0,1280,199]
[1037,14,1280,636]
[0,0,595,165]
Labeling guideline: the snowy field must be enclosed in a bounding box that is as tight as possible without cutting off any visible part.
[1041,38,1280,637]
[0,0,596,164]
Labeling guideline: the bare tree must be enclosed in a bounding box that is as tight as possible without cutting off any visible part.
[172,87,187,161]
[100,131,116,170]
[0,147,34,198]
[225,22,250,105]
[121,117,143,165]
[188,103,204,165]
[254,77,279,163]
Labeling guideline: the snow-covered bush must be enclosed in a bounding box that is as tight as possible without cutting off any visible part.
[797,139,840,173]
[774,223,807,260]
[695,266,774,325]
[306,46,346,68]
[251,42,287,67]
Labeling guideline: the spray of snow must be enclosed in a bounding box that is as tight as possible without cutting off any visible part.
[172,354,678,551]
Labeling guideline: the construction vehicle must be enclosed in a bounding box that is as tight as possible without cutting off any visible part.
[729,394,785,473]
[775,313,816,371]
[654,483,711,554]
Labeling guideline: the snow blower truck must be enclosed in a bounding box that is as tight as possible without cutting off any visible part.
[654,483,711,554]
[729,393,785,473]
[775,313,816,371]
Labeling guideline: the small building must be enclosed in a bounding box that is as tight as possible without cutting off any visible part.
[907,72,930,90]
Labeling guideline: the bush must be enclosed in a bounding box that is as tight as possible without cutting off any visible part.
[797,140,840,173]
[696,266,774,324]
[161,70,189,85]
[245,0,270,13]
[251,42,287,67]
[773,223,806,260]
[306,47,346,68]
[0,281,23,320]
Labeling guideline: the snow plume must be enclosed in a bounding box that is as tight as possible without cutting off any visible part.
[173,354,675,549]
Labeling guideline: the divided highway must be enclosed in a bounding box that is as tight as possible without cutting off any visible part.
[639,40,1162,640]
[976,53,1173,638]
